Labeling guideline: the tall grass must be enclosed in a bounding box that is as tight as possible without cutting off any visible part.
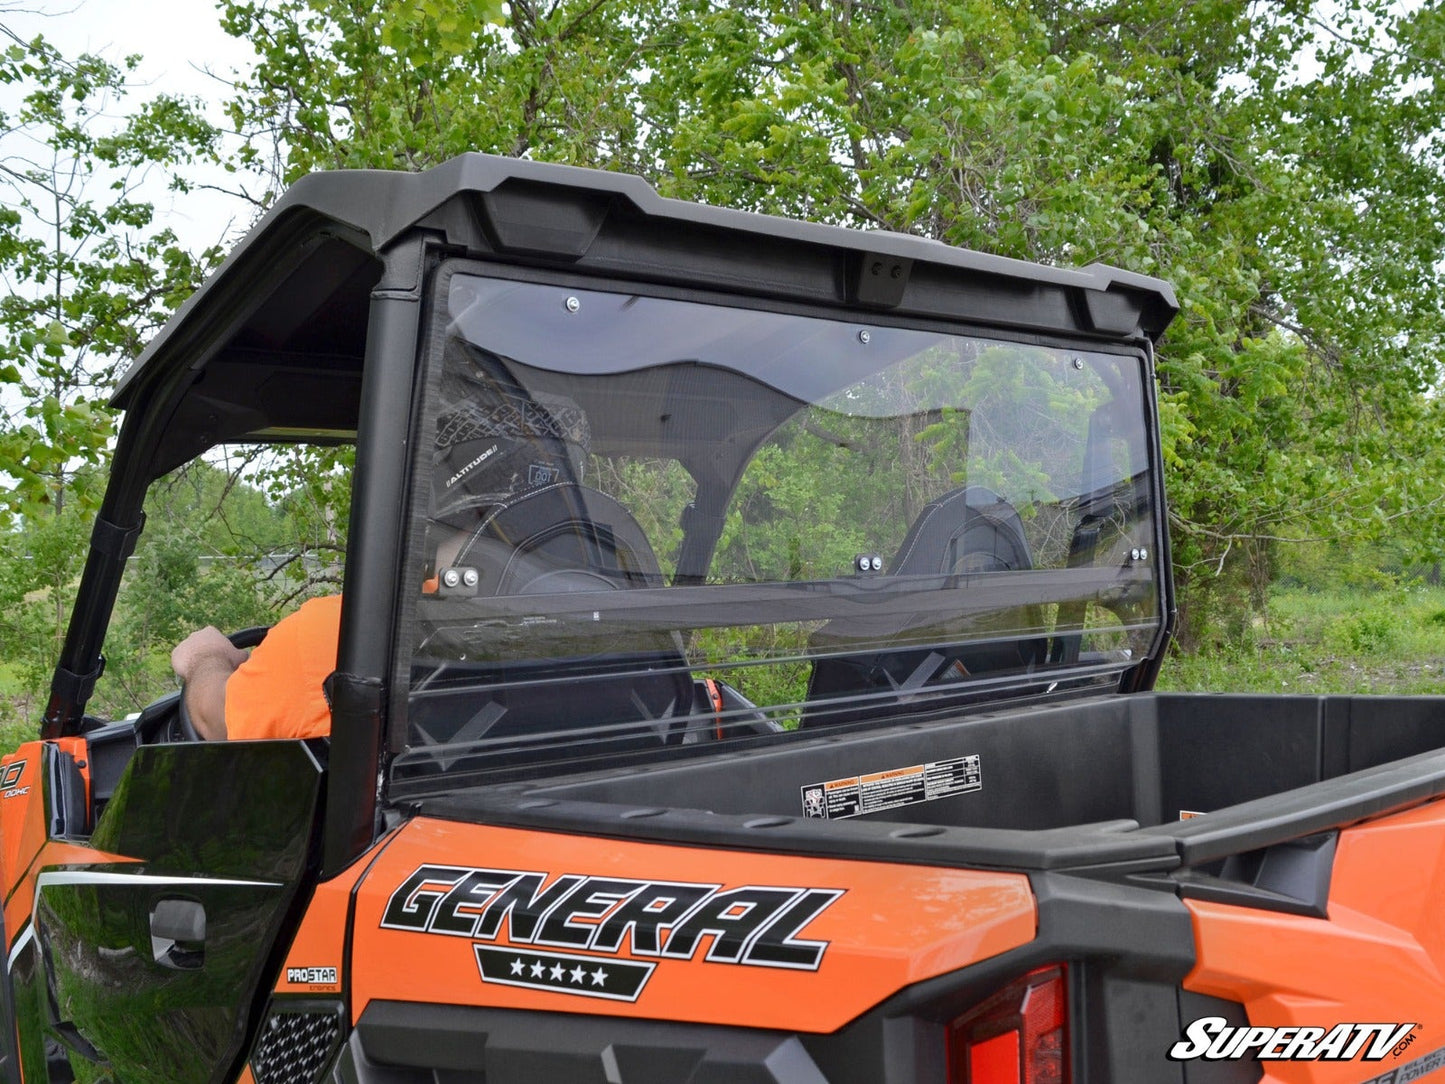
[1158,583,1445,695]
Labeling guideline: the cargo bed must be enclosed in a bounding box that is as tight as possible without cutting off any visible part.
[413,693,1445,888]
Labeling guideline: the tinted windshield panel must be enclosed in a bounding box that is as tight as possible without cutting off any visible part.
[396,274,1160,782]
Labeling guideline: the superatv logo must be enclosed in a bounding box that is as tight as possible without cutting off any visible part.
[382,864,843,1001]
[1169,1017,1419,1062]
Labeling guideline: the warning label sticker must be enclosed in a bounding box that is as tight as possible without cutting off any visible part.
[800,754,982,820]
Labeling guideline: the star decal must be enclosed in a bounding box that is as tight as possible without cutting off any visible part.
[475,946,654,1002]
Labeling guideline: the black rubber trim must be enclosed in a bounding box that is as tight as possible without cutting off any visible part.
[411,790,1180,872]
[347,1001,829,1084]
[1174,832,1337,919]
[1140,745,1445,864]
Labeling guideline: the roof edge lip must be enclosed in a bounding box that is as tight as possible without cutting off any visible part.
[115,154,1180,406]
[433,154,1177,304]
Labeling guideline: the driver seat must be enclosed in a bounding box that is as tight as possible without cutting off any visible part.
[415,482,692,758]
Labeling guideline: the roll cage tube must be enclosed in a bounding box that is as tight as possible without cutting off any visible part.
[41,403,154,737]
[43,212,383,738]
[323,236,429,875]
[41,234,425,881]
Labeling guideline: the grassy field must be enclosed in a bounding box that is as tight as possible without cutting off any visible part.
[1158,583,1445,696]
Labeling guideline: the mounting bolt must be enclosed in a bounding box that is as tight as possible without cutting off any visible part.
[858,330,871,344]
[564,296,581,313]
[442,568,461,589]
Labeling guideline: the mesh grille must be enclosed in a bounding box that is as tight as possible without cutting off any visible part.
[251,1008,343,1084]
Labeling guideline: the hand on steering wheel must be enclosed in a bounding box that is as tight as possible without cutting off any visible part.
[173,626,269,741]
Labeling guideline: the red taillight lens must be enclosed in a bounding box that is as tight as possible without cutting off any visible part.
[948,964,1069,1084]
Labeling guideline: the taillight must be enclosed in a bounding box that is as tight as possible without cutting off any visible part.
[948,964,1069,1084]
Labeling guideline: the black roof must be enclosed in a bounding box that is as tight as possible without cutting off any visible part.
[114,153,1178,410]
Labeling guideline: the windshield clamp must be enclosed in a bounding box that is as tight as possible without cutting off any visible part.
[848,252,913,308]
[90,514,145,561]
[50,656,106,706]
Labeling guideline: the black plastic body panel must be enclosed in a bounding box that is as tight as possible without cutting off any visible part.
[81,718,140,818]
[411,692,1445,880]
[340,1002,830,1084]
[0,906,19,1084]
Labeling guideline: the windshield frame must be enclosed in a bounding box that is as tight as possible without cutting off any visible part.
[385,257,1171,781]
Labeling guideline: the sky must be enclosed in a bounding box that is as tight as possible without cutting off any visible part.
[6,0,252,91]
[5,0,260,250]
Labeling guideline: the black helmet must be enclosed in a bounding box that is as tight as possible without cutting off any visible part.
[431,341,590,526]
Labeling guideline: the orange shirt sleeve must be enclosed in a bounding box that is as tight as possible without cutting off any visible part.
[224,594,343,740]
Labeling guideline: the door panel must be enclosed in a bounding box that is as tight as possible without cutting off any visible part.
[30,741,324,1084]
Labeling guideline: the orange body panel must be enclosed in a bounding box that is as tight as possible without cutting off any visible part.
[0,743,52,915]
[1,739,130,954]
[273,830,396,996]
[349,818,1037,1033]
[1185,796,1445,1083]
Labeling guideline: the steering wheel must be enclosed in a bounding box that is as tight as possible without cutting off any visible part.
[171,626,270,742]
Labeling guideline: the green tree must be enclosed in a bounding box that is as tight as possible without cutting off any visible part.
[0,28,219,521]
[0,28,222,727]
[219,0,645,187]
[214,0,1445,647]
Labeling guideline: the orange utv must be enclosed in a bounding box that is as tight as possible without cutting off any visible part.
[3,155,1443,1084]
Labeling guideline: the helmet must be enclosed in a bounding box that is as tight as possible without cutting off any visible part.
[431,341,590,527]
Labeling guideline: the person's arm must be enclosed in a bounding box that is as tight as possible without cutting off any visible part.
[170,627,250,740]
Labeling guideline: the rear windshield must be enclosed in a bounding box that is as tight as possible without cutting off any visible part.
[394,271,1160,784]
